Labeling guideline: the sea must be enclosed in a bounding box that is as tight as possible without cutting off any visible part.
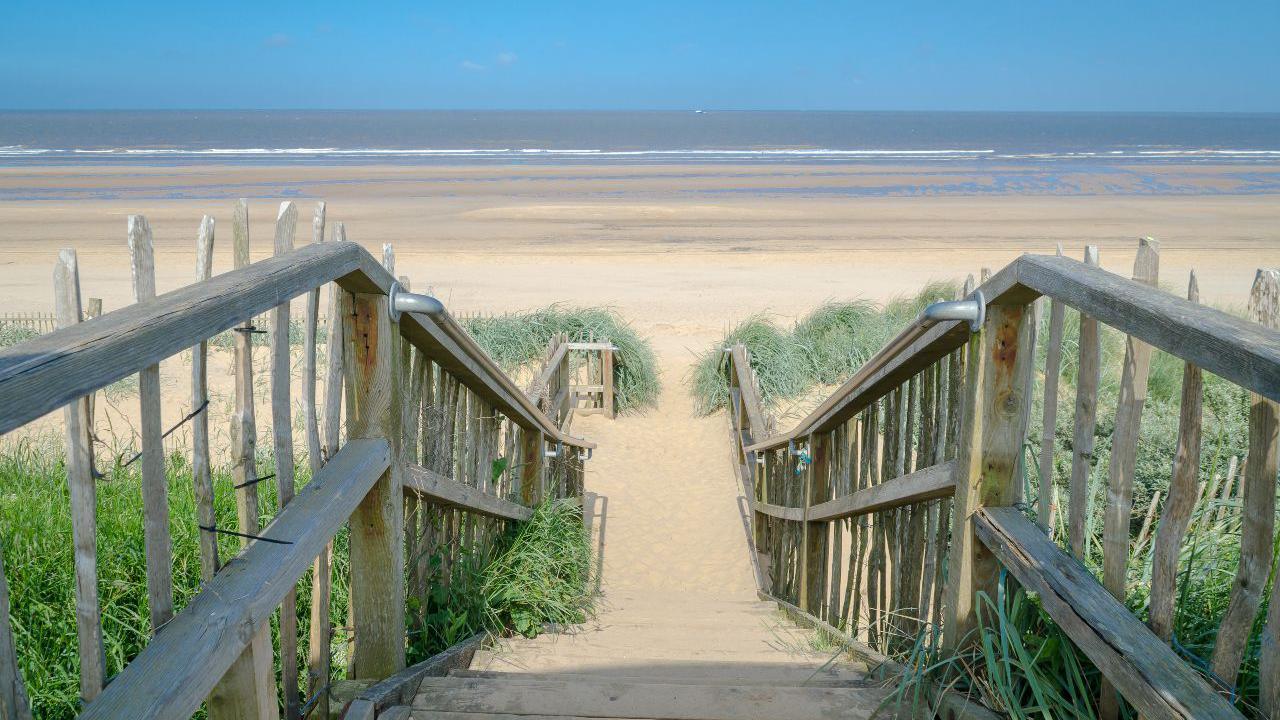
[1,110,1279,166]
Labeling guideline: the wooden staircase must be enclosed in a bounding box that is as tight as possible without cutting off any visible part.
[402,597,891,719]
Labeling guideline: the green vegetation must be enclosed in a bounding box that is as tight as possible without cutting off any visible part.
[689,281,958,414]
[698,285,1268,717]
[0,323,40,348]
[460,305,660,413]
[483,499,594,638]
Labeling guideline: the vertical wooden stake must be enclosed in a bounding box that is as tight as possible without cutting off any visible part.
[0,549,32,720]
[1148,271,1202,643]
[191,216,219,582]
[344,287,406,680]
[1069,246,1102,559]
[271,202,301,720]
[305,204,332,719]
[54,249,105,703]
[602,344,615,419]
[799,433,829,616]
[1213,268,1279,689]
[942,298,1033,652]
[1037,243,1067,534]
[127,215,174,632]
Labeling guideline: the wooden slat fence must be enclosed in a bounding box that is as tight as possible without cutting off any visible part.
[0,199,594,720]
[728,242,1280,719]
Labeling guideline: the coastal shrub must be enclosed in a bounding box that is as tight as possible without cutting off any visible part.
[482,498,594,638]
[689,281,959,415]
[459,305,660,413]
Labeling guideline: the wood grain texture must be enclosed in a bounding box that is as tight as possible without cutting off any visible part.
[804,461,956,522]
[1148,272,1202,644]
[79,440,390,720]
[53,249,105,703]
[1037,244,1067,533]
[344,291,406,680]
[127,215,174,632]
[270,202,301,720]
[0,550,32,720]
[0,240,384,436]
[1211,268,1279,687]
[942,300,1033,652]
[191,215,220,583]
[404,464,534,521]
[974,507,1240,720]
[304,202,324,476]
[1069,246,1102,559]
[321,223,348,463]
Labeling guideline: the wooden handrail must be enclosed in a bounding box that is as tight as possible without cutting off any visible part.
[974,507,1239,719]
[747,253,1280,452]
[79,439,390,720]
[404,463,534,522]
[0,241,591,450]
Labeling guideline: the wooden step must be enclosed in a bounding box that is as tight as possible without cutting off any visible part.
[411,675,891,720]
[449,668,878,688]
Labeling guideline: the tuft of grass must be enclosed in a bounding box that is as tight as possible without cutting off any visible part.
[482,498,594,638]
[690,281,960,415]
[0,324,40,348]
[459,305,659,413]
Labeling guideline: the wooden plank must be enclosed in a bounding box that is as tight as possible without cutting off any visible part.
[269,202,301,720]
[0,240,384,436]
[344,291,406,680]
[127,215,174,632]
[1016,252,1280,404]
[1211,268,1279,686]
[354,634,483,712]
[404,464,535,522]
[0,550,32,720]
[1148,272,1203,644]
[80,440,390,720]
[799,433,829,615]
[942,299,1034,652]
[321,224,347,462]
[1069,246,1102,559]
[306,209,332,720]
[602,344,615,418]
[191,216,219,583]
[807,461,956,522]
[304,202,325,473]
[974,507,1240,720]
[1037,244,1067,533]
[53,249,105,703]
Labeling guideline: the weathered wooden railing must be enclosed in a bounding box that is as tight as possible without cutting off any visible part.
[530,331,617,428]
[727,242,1280,719]
[0,200,592,719]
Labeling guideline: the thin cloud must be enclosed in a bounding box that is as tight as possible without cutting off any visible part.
[263,33,293,48]
[460,60,486,71]
[496,51,517,66]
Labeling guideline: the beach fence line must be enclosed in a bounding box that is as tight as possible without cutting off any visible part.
[0,198,599,720]
[725,240,1280,719]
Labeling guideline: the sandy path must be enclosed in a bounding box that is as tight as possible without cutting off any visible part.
[472,349,858,679]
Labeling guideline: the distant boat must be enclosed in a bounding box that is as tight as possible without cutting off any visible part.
[694,110,706,114]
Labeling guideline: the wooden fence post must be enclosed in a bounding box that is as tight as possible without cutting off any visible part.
[127,216,175,632]
[0,549,31,720]
[799,433,829,615]
[520,428,545,507]
[344,284,406,680]
[942,297,1034,652]
[1068,246,1102,559]
[191,217,219,583]
[602,344,615,419]
[54,249,105,704]
[1037,244,1067,534]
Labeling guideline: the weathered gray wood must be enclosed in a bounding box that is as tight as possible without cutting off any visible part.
[404,464,534,521]
[270,202,301,720]
[0,240,385,437]
[0,549,32,720]
[974,507,1240,720]
[53,249,105,703]
[307,210,334,720]
[354,634,483,712]
[127,215,174,632]
[191,215,219,583]
[943,299,1034,652]
[1211,268,1279,686]
[1037,244,1067,533]
[344,290,406,680]
[80,440,390,720]
[304,202,325,474]
[211,199,280,720]
[602,343,615,418]
[1016,252,1280,404]
[1069,246,1102,559]
[805,461,955,522]
[1148,272,1202,644]
[322,224,348,462]
[1100,239,1159,720]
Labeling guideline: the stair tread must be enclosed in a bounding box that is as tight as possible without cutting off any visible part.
[411,675,890,720]
[449,669,878,688]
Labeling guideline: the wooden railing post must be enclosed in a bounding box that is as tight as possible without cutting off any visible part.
[942,296,1034,652]
[799,433,830,616]
[344,286,406,680]
[519,428,545,507]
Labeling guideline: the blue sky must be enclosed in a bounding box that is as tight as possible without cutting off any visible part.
[2,0,1277,111]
